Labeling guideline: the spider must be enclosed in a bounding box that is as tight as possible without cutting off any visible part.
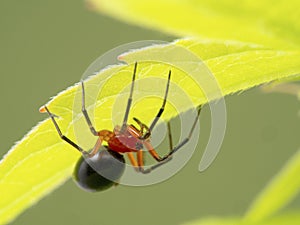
[41,62,202,192]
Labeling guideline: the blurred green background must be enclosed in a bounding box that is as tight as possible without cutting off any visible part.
[0,0,300,225]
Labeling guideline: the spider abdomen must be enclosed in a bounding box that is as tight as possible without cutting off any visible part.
[73,146,125,192]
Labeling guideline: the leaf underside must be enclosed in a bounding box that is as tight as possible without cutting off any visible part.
[0,38,300,225]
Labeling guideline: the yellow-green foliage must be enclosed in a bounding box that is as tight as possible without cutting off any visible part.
[1,0,300,224]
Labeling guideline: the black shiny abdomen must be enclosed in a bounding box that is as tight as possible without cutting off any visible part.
[73,146,125,192]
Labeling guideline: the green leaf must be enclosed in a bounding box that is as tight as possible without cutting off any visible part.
[88,0,300,49]
[0,122,77,225]
[122,39,300,97]
[182,211,300,225]
[244,149,300,222]
[1,39,300,225]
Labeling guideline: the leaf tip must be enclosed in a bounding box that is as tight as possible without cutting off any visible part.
[39,106,46,113]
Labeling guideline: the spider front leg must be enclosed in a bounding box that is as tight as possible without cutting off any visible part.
[81,81,98,136]
[141,70,171,140]
[44,106,88,155]
[81,81,118,157]
[44,105,107,158]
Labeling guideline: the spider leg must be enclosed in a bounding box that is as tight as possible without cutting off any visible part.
[88,137,103,157]
[133,117,150,137]
[124,120,172,174]
[127,150,171,174]
[142,70,171,139]
[125,119,175,174]
[127,152,139,172]
[137,150,144,168]
[167,121,174,151]
[141,106,202,173]
[44,106,88,155]
[140,157,172,174]
[142,119,174,162]
[121,62,138,132]
[161,105,202,160]
[138,121,174,174]
[81,81,98,136]
[89,130,114,157]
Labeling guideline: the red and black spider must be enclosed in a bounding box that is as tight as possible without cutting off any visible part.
[41,62,201,192]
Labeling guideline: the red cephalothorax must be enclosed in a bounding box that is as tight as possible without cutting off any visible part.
[99,125,143,153]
